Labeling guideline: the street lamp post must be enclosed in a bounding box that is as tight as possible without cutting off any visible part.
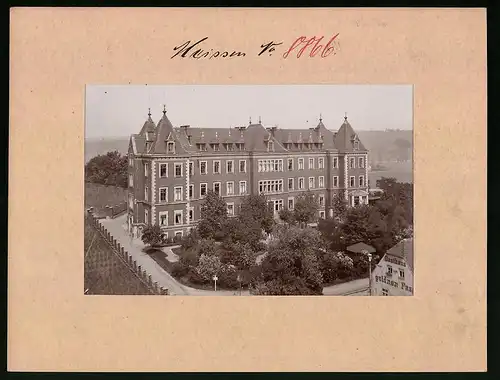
[362,249,373,296]
[213,274,218,292]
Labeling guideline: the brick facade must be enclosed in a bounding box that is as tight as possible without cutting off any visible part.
[127,108,370,237]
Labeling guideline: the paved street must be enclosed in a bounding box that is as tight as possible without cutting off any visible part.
[322,278,369,296]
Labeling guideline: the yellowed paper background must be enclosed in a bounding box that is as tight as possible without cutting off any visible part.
[9,8,487,372]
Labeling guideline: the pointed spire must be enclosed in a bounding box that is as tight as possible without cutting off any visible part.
[259,116,262,124]
[344,112,348,122]
[163,104,166,116]
[249,116,252,125]
[148,108,151,117]
[319,113,323,122]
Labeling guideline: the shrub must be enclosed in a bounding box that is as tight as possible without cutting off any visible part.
[171,262,189,278]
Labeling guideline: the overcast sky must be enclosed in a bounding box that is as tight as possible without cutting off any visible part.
[85,85,413,139]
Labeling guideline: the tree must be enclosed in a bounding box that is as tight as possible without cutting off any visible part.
[252,227,324,295]
[141,224,164,249]
[321,251,354,283]
[85,151,128,188]
[278,208,296,226]
[197,190,228,240]
[239,194,275,234]
[196,254,223,282]
[331,193,348,222]
[293,191,318,227]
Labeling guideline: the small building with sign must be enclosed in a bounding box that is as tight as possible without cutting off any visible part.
[371,238,414,296]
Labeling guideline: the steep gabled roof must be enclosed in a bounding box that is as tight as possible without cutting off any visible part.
[334,117,368,153]
[150,109,190,155]
[386,238,414,271]
[139,113,156,136]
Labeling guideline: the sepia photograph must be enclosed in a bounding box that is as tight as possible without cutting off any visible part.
[84,85,414,296]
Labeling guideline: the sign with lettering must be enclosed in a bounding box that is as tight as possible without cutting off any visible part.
[384,255,406,267]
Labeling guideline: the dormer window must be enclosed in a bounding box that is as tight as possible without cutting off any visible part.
[236,143,244,151]
[197,143,207,151]
[146,132,153,141]
[167,141,175,154]
[268,141,274,152]
[354,140,359,150]
[225,143,234,151]
[211,143,220,151]
[145,142,151,152]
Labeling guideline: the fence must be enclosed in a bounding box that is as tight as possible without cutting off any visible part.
[86,210,169,295]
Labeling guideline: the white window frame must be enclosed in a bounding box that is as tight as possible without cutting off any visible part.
[287,158,294,171]
[159,163,168,178]
[159,211,168,226]
[359,175,365,187]
[145,186,149,201]
[382,288,389,296]
[318,157,324,169]
[298,158,304,170]
[288,178,294,191]
[298,177,305,190]
[213,181,221,195]
[318,194,325,207]
[226,160,234,174]
[268,141,274,151]
[167,141,175,154]
[239,180,247,195]
[333,176,339,188]
[318,176,325,188]
[309,157,314,169]
[308,177,315,190]
[174,186,183,202]
[349,176,355,188]
[144,162,149,177]
[333,157,339,169]
[174,162,183,178]
[358,157,365,168]
[200,161,207,175]
[175,230,184,238]
[200,183,207,197]
[188,207,195,223]
[174,210,183,226]
[226,202,235,216]
[159,187,168,203]
[129,174,134,187]
[258,179,284,195]
[226,181,234,196]
[213,160,221,174]
[399,269,405,279]
[189,184,194,199]
[319,210,326,219]
[189,161,194,176]
[239,160,247,173]
[349,157,356,169]
[288,197,294,210]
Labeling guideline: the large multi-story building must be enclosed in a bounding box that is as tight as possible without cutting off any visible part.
[127,106,369,238]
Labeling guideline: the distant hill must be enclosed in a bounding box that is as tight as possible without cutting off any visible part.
[85,130,413,165]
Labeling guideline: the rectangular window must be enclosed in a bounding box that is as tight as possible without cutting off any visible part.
[257,159,283,173]
[288,158,294,171]
[298,177,305,190]
[333,157,338,169]
[167,142,175,153]
[145,186,149,201]
[211,143,220,151]
[225,143,234,151]
[174,210,183,225]
[159,163,168,178]
[298,158,304,170]
[129,157,133,166]
[144,209,149,224]
[200,161,207,175]
[189,184,194,199]
[189,162,194,176]
[226,181,234,196]
[318,157,324,169]
[159,211,168,226]
[174,163,182,177]
[258,179,284,194]
[318,194,325,207]
[387,266,393,276]
[239,160,246,173]
[200,183,207,197]
[319,211,325,219]
[359,157,365,168]
[288,197,294,210]
[399,270,405,279]
[333,176,339,187]
[159,187,168,203]
[213,182,221,196]
[213,160,221,174]
[189,207,194,222]
[239,181,247,195]
[318,176,325,188]
[349,157,356,169]
[129,174,133,187]
[309,177,315,189]
[128,195,133,209]
[359,176,365,187]
[227,203,235,216]
[174,186,183,201]
[226,160,234,174]
[288,178,294,191]
[144,162,149,177]
[350,176,355,187]
[382,288,389,296]
[309,158,314,169]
